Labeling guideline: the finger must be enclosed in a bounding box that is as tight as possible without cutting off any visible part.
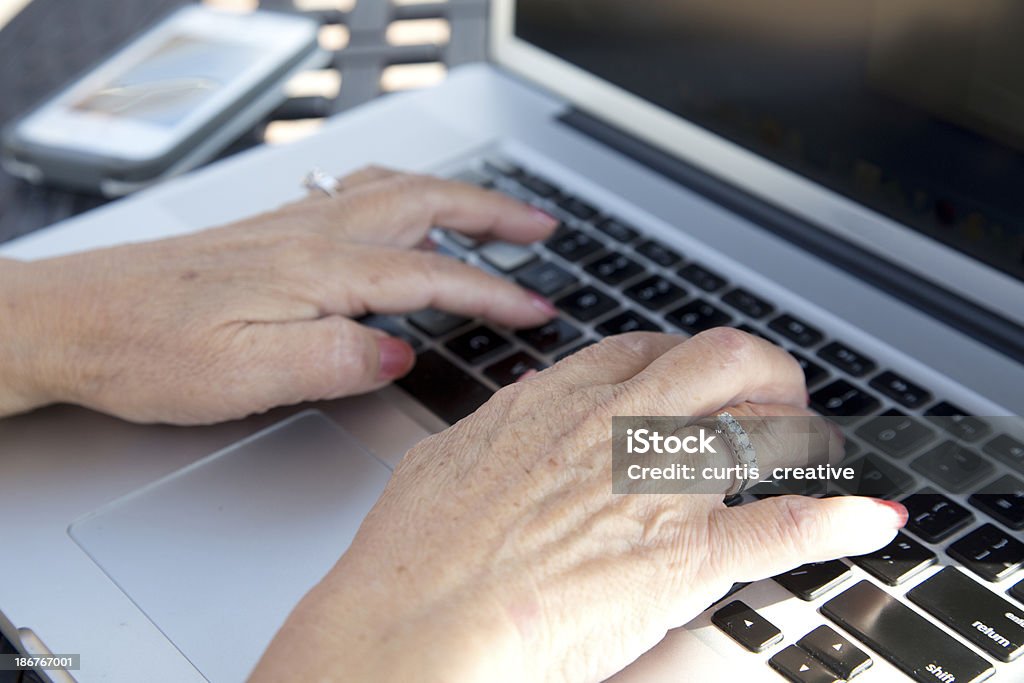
[622,327,808,414]
[336,165,401,189]
[228,317,416,407]
[539,333,687,386]
[323,173,560,247]
[325,248,558,328]
[706,495,907,583]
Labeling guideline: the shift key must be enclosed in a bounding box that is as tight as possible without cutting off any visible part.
[908,566,1024,662]
[822,580,995,683]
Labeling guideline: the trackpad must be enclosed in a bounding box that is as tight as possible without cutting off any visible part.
[69,410,392,682]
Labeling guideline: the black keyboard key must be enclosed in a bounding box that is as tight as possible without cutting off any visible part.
[903,489,974,543]
[791,353,828,387]
[515,260,578,297]
[721,288,775,319]
[985,434,1024,473]
[911,441,993,493]
[517,174,560,198]
[484,352,545,386]
[822,581,995,683]
[517,319,582,354]
[556,287,618,322]
[772,560,850,601]
[769,645,841,683]
[546,228,603,263]
[678,263,728,292]
[624,276,685,311]
[594,217,639,243]
[817,342,877,377]
[1011,578,1024,603]
[555,340,597,362]
[769,314,824,347]
[584,252,644,285]
[870,371,932,410]
[851,532,937,586]
[908,566,1024,663]
[407,309,470,337]
[666,300,732,334]
[855,410,936,459]
[797,625,873,680]
[557,195,598,221]
[635,239,682,267]
[478,242,536,272]
[595,311,661,336]
[948,523,1024,582]
[811,380,881,417]
[711,600,783,653]
[838,454,914,498]
[446,326,510,364]
[397,351,492,425]
[483,159,520,178]
[969,475,1024,530]
[925,402,991,443]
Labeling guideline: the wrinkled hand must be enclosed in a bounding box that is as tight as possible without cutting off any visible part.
[252,329,907,683]
[0,167,559,424]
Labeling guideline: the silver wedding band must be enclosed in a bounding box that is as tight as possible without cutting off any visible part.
[716,412,758,496]
[302,168,342,198]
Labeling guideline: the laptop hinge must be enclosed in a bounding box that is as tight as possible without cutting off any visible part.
[559,107,1024,364]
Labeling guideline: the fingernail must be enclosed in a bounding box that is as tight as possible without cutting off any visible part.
[516,369,539,383]
[530,208,559,228]
[870,499,909,528]
[377,337,415,381]
[528,292,558,317]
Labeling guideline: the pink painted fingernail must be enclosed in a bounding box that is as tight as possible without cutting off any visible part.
[377,337,415,381]
[871,499,908,528]
[516,369,539,383]
[530,208,559,228]
[528,292,558,317]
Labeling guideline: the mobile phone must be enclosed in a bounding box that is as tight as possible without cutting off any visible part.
[2,6,325,196]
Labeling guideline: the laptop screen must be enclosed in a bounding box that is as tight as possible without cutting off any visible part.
[515,0,1024,284]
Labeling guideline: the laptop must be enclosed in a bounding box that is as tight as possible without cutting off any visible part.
[2,1,1024,681]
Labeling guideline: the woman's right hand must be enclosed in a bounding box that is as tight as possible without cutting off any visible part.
[253,328,906,683]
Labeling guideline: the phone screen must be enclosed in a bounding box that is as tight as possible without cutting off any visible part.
[72,34,263,127]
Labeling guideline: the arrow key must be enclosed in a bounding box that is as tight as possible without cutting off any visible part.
[769,645,842,683]
[798,625,872,679]
[711,600,783,652]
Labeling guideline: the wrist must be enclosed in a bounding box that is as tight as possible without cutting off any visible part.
[0,259,55,417]
[252,561,526,683]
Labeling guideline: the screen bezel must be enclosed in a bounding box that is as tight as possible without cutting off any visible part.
[491,0,1024,327]
[15,6,318,161]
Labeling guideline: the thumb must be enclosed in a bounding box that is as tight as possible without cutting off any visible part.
[707,496,907,582]
[232,316,416,408]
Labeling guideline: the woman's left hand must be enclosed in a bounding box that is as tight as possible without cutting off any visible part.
[0,167,559,423]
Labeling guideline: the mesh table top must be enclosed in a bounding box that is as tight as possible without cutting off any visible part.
[0,0,490,245]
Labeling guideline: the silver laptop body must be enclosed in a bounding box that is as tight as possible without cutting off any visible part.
[2,1,1023,681]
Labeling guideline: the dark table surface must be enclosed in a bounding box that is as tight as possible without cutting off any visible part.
[0,0,489,246]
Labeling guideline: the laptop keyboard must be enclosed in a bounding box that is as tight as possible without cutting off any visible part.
[362,156,1024,681]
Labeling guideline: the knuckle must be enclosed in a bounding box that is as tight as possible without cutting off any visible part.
[694,326,758,368]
